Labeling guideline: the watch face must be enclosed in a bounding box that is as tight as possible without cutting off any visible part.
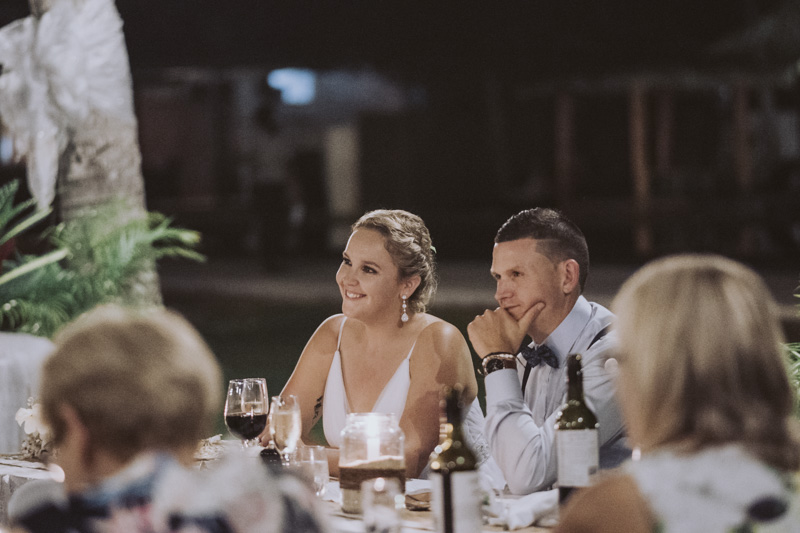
[486,357,505,373]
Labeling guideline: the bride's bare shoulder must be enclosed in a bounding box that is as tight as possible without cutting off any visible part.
[415,315,469,354]
[305,314,346,352]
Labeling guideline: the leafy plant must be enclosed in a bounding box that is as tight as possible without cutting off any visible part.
[789,342,800,415]
[0,181,203,337]
[0,181,52,250]
[788,285,800,415]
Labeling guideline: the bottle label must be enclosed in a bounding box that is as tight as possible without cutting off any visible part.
[430,470,482,533]
[556,429,599,487]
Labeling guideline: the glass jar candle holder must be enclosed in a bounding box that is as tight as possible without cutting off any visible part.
[339,413,405,514]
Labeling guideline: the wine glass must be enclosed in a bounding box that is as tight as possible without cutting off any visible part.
[297,445,329,497]
[268,395,301,465]
[224,378,268,448]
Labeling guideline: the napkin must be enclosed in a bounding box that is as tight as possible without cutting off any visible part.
[486,489,559,530]
[404,479,432,510]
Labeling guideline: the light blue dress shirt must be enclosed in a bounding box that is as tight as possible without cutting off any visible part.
[484,295,629,494]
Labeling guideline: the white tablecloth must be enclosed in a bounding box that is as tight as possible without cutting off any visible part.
[323,480,553,532]
[0,458,61,526]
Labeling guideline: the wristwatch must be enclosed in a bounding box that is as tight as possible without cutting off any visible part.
[481,353,517,376]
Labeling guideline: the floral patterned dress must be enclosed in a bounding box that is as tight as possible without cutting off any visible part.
[11,452,328,533]
[628,444,800,533]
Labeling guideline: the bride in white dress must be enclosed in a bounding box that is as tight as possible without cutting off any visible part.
[263,209,493,480]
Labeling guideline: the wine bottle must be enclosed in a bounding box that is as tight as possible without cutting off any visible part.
[555,353,599,504]
[428,385,482,533]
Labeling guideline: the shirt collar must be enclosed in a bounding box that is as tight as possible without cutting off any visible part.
[539,295,591,364]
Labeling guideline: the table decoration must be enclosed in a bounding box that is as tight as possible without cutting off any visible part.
[339,413,404,514]
[13,399,50,461]
[195,434,225,461]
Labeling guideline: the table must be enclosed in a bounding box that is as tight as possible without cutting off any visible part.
[327,504,552,533]
[322,480,553,533]
[0,450,554,532]
[0,457,62,526]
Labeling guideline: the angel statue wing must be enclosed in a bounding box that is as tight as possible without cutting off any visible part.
[0,0,140,211]
[0,16,64,210]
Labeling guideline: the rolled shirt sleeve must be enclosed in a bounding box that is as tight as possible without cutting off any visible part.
[484,297,629,494]
[485,368,558,494]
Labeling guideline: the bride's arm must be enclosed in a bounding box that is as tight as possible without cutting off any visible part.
[400,321,478,478]
[259,315,342,445]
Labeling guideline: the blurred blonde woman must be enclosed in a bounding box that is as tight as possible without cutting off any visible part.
[557,254,800,533]
[9,306,325,533]
[267,209,495,480]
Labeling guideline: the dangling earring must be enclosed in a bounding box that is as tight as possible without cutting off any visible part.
[401,295,409,323]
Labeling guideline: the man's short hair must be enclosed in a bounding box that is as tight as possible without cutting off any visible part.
[41,305,221,462]
[495,207,589,292]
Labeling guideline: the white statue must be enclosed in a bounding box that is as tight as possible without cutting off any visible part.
[0,0,160,307]
[0,0,145,215]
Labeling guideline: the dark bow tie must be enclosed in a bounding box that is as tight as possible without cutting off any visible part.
[520,341,559,369]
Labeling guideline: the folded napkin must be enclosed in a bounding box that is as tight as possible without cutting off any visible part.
[486,489,559,530]
[404,479,432,510]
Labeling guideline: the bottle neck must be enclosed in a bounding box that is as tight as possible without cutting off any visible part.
[442,397,466,442]
[566,354,585,402]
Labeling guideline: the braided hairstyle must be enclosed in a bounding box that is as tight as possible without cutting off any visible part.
[352,209,437,313]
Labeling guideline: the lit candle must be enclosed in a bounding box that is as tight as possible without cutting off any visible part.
[366,415,381,460]
[367,436,380,460]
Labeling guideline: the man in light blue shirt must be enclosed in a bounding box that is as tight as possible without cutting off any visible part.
[468,208,629,494]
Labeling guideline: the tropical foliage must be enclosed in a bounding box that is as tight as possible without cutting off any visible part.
[789,320,800,415]
[0,180,203,337]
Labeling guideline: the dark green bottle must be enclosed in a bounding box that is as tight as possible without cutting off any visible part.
[428,385,482,533]
[555,353,599,504]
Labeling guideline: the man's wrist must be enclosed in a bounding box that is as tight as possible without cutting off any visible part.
[480,353,517,376]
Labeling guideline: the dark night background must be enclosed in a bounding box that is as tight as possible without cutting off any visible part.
[1,0,799,436]
[3,0,799,264]
[0,1,784,74]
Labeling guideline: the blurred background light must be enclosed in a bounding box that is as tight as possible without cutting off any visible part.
[267,68,316,106]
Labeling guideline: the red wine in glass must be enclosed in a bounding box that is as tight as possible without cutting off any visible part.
[225,413,267,441]
[224,378,268,448]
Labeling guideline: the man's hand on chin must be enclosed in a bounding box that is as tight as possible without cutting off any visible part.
[467,302,545,358]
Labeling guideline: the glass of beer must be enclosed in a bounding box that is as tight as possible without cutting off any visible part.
[268,395,301,465]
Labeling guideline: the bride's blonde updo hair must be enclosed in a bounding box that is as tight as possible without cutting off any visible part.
[352,209,437,313]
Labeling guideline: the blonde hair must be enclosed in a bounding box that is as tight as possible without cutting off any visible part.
[352,209,437,313]
[612,254,800,471]
[41,305,221,462]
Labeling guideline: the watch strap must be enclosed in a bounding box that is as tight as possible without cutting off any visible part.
[481,353,517,376]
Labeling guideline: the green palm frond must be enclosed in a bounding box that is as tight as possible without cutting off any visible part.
[0,180,52,247]
[789,343,800,416]
[0,185,204,338]
[791,284,800,416]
